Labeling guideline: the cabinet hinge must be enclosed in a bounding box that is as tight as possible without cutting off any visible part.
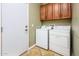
[1,27,3,32]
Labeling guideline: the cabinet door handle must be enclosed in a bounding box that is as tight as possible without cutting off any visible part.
[1,27,3,32]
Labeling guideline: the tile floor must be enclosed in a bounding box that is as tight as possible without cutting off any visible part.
[22,46,61,56]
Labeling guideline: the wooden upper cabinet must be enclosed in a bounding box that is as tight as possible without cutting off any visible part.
[40,5,46,20]
[40,3,72,21]
[46,4,53,20]
[61,3,71,19]
[53,3,60,19]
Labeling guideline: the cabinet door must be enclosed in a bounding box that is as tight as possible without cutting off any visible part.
[61,3,71,19]
[40,5,46,20]
[46,4,53,20]
[53,3,60,19]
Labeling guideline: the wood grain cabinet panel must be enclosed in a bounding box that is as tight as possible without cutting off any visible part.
[61,3,71,19]
[52,3,61,19]
[40,5,46,20]
[46,4,53,20]
[40,3,72,21]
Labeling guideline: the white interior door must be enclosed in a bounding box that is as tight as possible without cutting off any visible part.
[2,3,29,56]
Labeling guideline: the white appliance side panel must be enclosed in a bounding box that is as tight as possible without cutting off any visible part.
[36,29,48,49]
[2,3,29,56]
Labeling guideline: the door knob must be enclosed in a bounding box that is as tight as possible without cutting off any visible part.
[25,26,27,28]
[25,29,28,31]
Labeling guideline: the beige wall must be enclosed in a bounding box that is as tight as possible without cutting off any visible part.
[42,19,71,26]
[29,3,41,47]
[72,4,79,55]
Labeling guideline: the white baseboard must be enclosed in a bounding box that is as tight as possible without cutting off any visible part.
[19,44,36,56]
[28,44,36,51]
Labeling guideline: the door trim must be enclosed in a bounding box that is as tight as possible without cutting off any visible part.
[1,3,2,56]
[26,3,29,50]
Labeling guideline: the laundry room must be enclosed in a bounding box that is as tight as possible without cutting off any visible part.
[0,3,79,56]
[27,3,71,56]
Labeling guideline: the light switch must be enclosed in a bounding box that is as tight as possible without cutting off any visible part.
[32,24,34,27]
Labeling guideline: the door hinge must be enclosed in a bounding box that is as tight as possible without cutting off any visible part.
[1,27,3,32]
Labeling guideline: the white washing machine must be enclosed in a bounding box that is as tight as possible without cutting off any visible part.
[36,26,70,56]
[49,26,70,56]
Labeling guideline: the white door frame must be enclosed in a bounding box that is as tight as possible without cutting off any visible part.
[19,3,29,55]
[26,3,29,50]
[0,3,1,56]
